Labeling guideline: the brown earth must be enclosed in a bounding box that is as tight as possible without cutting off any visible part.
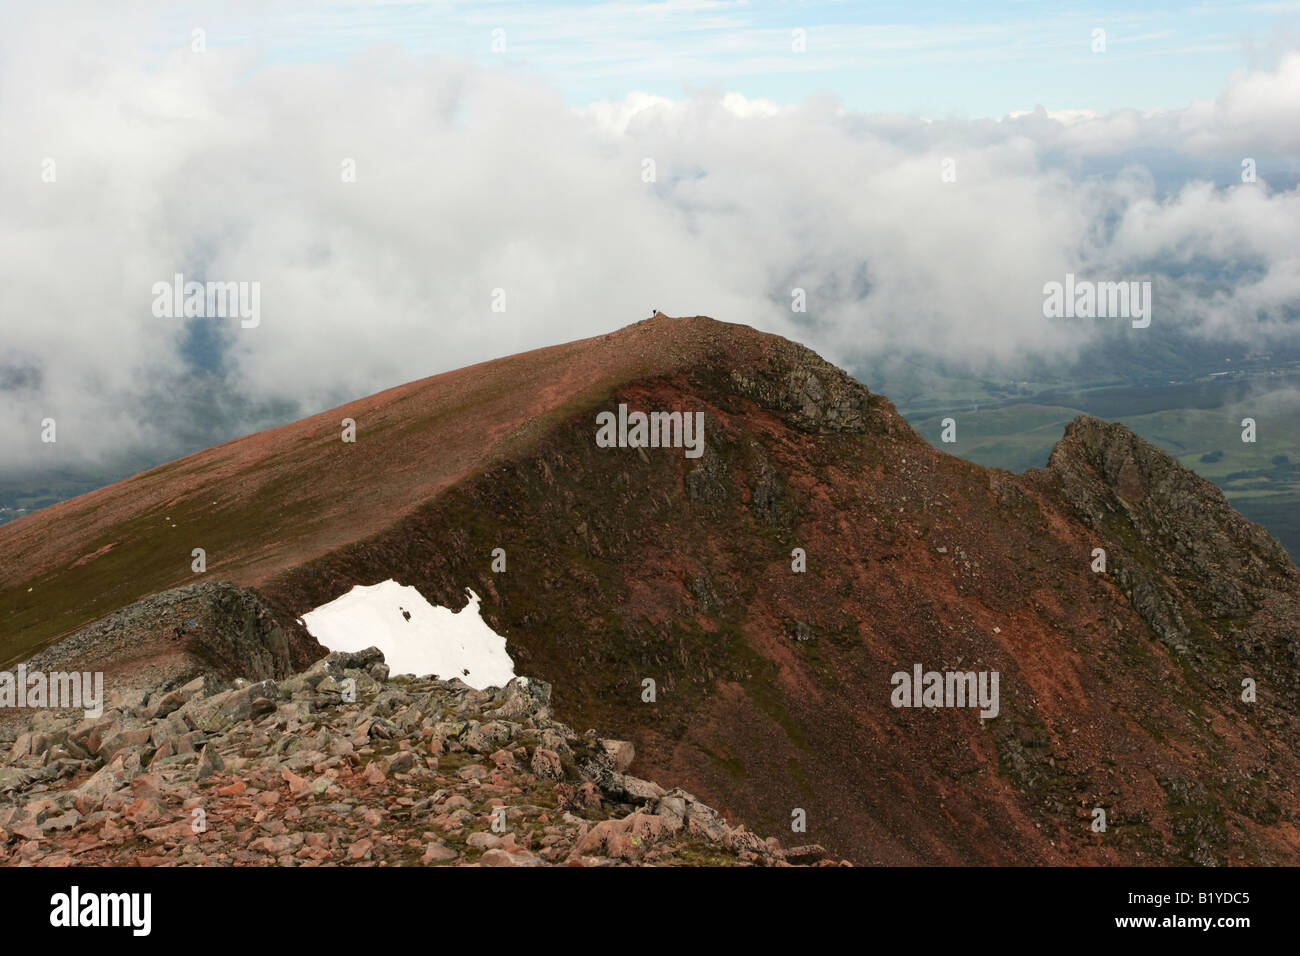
[3,313,1299,865]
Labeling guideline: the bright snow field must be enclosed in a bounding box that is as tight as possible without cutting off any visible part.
[299,580,516,690]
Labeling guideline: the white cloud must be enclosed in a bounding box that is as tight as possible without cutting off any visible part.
[1,6,1298,472]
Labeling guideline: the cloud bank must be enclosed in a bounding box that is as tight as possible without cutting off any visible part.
[2,6,1298,471]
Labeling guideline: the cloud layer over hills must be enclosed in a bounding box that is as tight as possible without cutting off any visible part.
[2,4,1298,470]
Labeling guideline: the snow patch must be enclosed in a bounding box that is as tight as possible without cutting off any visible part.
[300,580,515,690]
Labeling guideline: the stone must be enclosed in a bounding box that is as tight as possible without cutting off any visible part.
[196,744,225,780]
[783,844,827,865]
[530,748,564,781]
[600,739,636,772]
[601,773,665,805]
[421,841,458,863]
[0,649,823,868]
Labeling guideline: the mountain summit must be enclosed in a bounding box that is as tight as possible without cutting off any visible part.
[4,314,1299,865]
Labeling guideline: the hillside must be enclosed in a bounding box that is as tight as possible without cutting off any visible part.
[0,315,746,663]
[4,314,1300,865]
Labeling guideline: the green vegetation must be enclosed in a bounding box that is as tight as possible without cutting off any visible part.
[701,744,750,781]
[787,756,813,798]
[907,377,1300,561]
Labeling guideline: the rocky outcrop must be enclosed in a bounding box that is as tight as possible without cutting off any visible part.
[1046,416,1296,605]
[0,649,842,867]
[15,581,293,699]
[724,340,913,438]
[1043,415,1300,692]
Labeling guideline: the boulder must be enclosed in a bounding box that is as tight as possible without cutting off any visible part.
[600,739,635,772]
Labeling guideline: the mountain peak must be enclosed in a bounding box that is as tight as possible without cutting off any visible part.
[1042,411,1298,665]
[1047,412,1295,585]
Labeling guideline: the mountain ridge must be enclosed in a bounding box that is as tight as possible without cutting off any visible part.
[5,314,1300,865]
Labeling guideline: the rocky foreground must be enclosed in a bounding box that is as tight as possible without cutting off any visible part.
[0,649,839,867]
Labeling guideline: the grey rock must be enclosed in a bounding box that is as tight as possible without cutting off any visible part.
[599,739,635,772]
[483,677,553,722]
[196,744,225,780]
[0,767,39,793]
[38,809,81,832]
[601,773,665,805]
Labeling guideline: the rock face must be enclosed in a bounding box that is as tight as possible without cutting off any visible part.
[0,650,841,867]
[1043,416,1300,679]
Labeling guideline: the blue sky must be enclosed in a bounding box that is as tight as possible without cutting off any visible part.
[179,0,1300,115]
